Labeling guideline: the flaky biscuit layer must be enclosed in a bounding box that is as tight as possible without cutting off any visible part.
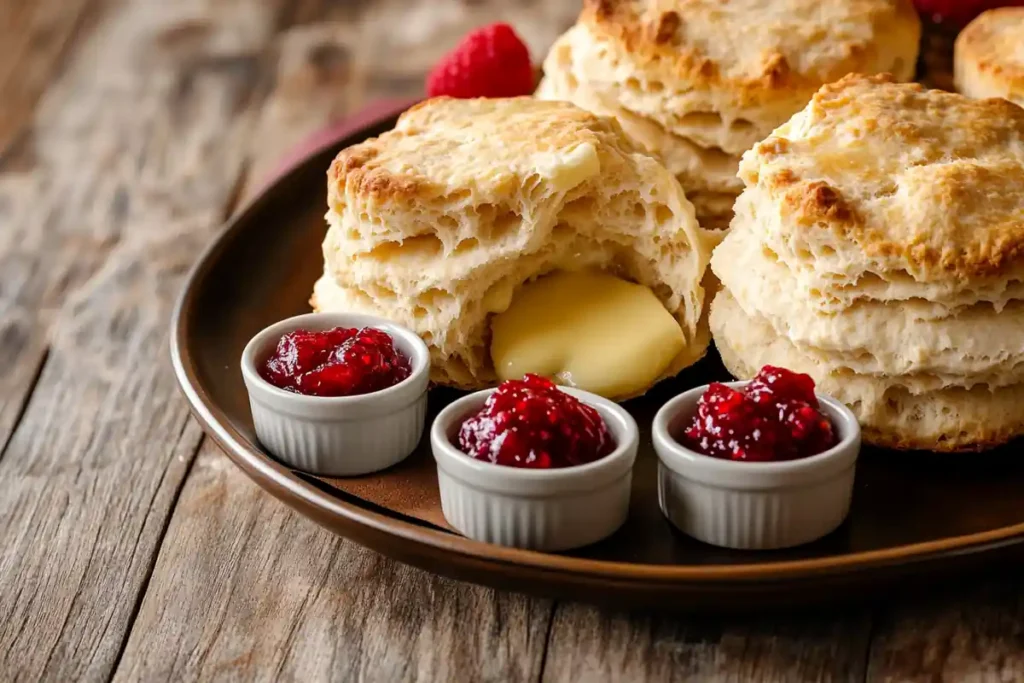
[955,8,1024,108]
[739,75,1024,285]
[316,97,714,396]
[711,291,1024,452]
[537,56,743,196]
[709,76,1024,452]
[713,222,1024,383]
[542,1,920,153]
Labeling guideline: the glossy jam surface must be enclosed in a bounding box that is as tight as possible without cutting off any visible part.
[458,374,616,469]
[680,366,837,462]
[260,327,411,397]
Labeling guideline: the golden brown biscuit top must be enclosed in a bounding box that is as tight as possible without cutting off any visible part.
[957,8,1024,98]
[328,97,639,209]
[580,0,919,102]
[741,74,1024,280]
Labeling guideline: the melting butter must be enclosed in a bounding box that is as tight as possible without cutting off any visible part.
[490,270,685,398]
[537,142,600,192]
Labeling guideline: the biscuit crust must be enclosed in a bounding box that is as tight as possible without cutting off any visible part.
[538,1,920,232]
[711,290,1024,453]
[710,76,1024,452]
[955,8,1024,108]
[319,97,713,397]
[740,74,1024,283]
[570,0,921,143]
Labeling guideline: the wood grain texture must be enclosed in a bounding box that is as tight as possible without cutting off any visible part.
[115,7,569,679]
[0,0,289,679]
[0,0,102,156]
[865,579,1024,683]
[114,441,553,682]
[241,0,580,196]
[0,0,106,459]
[2,1,1023,682]
[542,602,873,683]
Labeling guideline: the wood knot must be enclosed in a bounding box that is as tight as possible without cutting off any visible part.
[308,43,349,74]
[653,11,680,45]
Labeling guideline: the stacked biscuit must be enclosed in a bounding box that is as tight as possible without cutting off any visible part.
[955,8,1024,108]
[537,0,921,230]
[312,97,712,396]
[710,75,1024,452]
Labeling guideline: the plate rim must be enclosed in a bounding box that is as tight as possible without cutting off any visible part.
[169,112,1024,591]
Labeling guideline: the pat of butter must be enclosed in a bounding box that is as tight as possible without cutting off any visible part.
[490,270,685,398]
[536,142,600,193]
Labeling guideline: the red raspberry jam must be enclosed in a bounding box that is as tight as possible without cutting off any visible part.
[680,366,837,462]
[260,327,411,397]
[458,374,616,469]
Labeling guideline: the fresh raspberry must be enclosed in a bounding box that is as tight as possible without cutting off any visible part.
[914,0,1022,26]
[458,374,615,468]
[426,23,535,99]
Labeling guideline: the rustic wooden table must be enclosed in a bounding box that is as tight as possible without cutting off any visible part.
[1,0,1022,681]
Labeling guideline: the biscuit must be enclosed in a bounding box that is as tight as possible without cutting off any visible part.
[712,223,1024,383]
[722,190,1024,315]
[711,291,1024,453]
[313,97,713,395]
[737,74,1024,287]
[955,8,1024,108]
[542,3,920,151]
[537,46,741,229]
[538,1,920,231]
[710,75,1024,451]
[537,28,744,195]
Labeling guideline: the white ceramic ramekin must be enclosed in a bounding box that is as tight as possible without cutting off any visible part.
[653,381,861,550]
[431,387,639,551]
[240,312,430,476]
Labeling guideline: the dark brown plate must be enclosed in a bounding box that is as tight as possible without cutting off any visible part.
[171,112,1024,611]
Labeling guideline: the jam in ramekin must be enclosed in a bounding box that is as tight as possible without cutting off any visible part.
[680,366,836,462]
[458,374,616,469]
[260,327,411,397]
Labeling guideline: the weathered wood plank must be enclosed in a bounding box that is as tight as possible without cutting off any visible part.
[114,6,570,679]
[0,0,293,679]
[109,5,1024,683]
[865,579,1024,683]
[0,0,102,155]
[540,602,872,683]
[4,1,1018,681]
[113,441,553,682]
[0,0,107,454]
[240,0,580,194]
